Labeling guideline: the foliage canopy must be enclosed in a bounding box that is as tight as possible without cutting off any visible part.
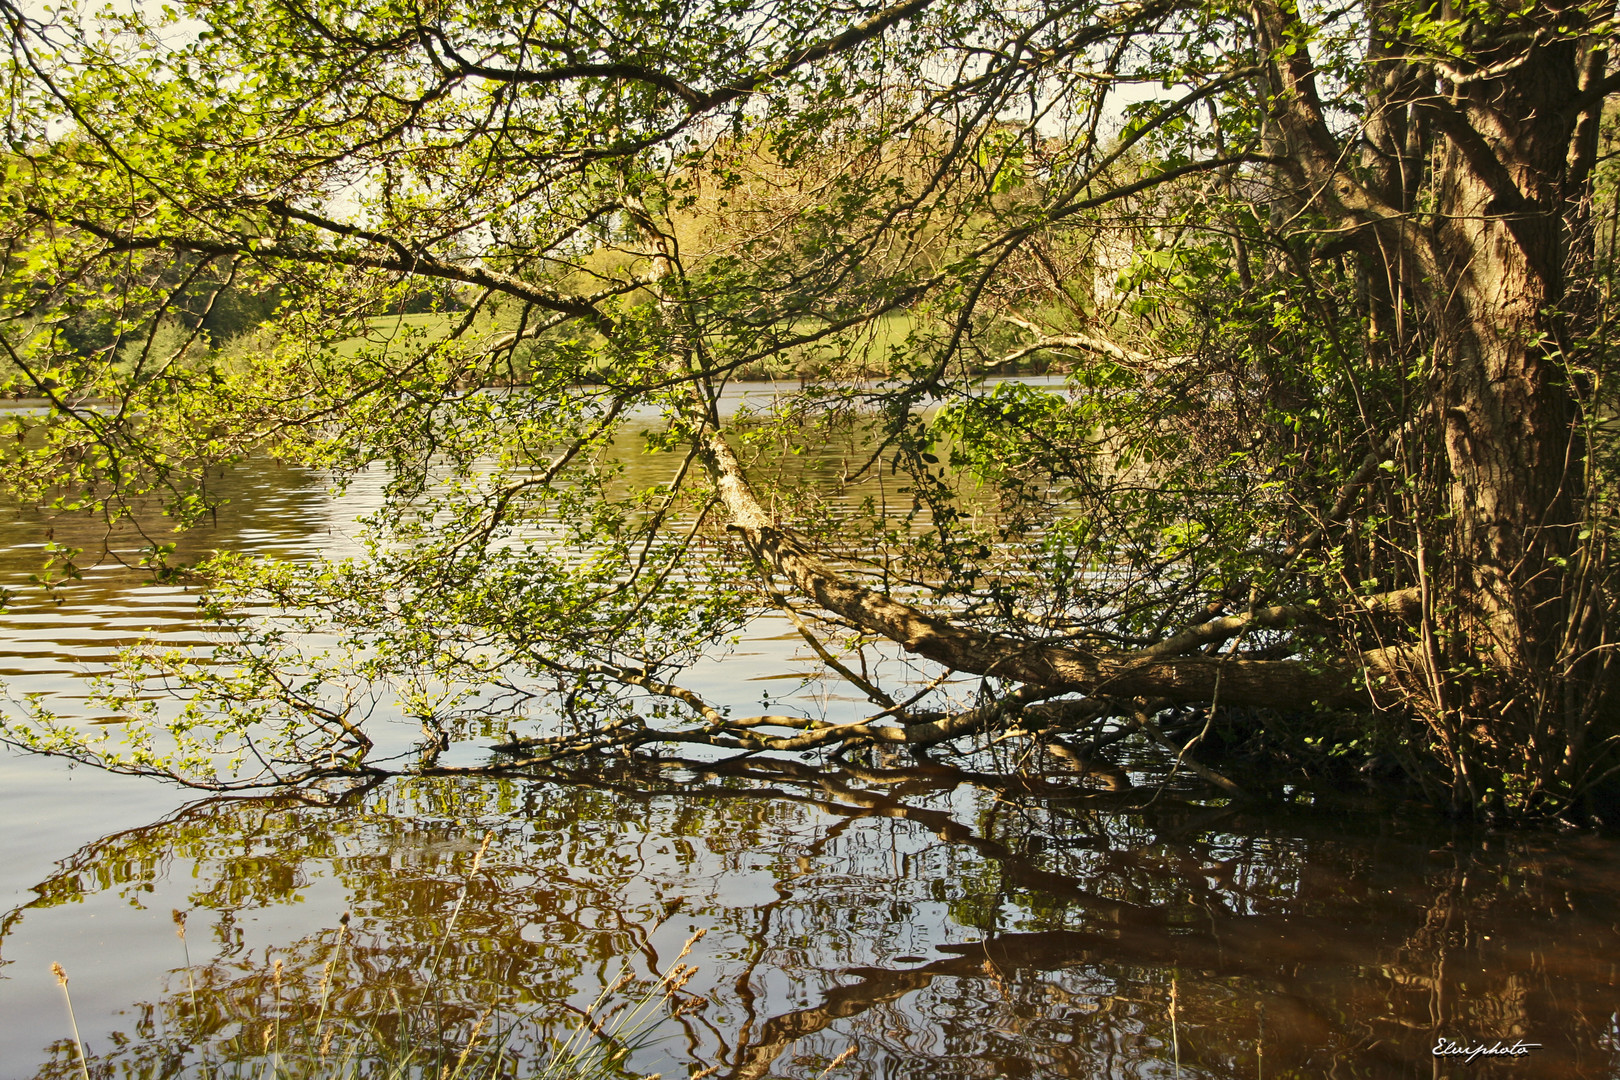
[2,0,1617,820]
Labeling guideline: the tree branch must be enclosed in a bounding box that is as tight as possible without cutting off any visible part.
[704,428,1361,708]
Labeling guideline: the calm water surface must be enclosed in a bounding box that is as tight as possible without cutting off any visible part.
[1,386,1617,1079]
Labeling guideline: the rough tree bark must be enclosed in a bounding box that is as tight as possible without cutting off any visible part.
[1219,0,1616,808]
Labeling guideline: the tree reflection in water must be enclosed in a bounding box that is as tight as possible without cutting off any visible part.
[4,757,1618,1079]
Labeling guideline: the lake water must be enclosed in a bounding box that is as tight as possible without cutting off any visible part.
[1,385,1617,1079]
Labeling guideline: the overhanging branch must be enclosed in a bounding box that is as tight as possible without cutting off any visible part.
[704,428,1363,708]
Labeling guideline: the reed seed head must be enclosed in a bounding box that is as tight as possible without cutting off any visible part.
[674,928,706,962]
[816,1045,858,1079]
[51,962,67,986]
[469,830,495,873]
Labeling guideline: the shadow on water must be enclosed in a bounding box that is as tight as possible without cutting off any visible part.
[3,754,1618,1079]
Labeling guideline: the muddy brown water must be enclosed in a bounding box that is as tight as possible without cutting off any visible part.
[1,386,1617,1079]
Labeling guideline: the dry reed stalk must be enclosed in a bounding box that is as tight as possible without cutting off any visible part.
[270,957,283,1073]
[447,1006,496,1079]
[1170,977,1180,1077]
[171,907,213,1076]
[51,963,91,1080]
[313,911,352,1059]
[428,831,495,980]
[539,928,710,1080]
[426,832,497,1074]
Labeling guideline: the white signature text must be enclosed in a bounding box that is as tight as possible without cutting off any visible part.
[1432,1037,1542,1063]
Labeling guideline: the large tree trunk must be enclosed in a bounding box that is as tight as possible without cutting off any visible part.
[1434,36,1582,675]
[1257,0,1617,812]
[1429,52,1586,804]
[1426,29,1620,810]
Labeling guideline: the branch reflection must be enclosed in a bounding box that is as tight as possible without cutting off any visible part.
[5,757,1617,1079]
